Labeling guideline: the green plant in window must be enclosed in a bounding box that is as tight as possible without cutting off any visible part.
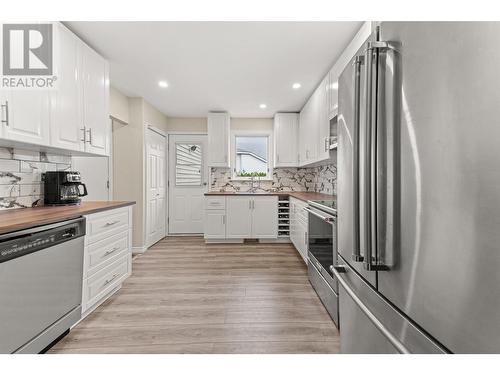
[237,171,267,177]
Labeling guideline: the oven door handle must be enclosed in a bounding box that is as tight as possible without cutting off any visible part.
[304,207,336,224]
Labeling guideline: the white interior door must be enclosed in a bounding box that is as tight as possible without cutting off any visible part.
[146,129,167,247]
[168,134,208,234]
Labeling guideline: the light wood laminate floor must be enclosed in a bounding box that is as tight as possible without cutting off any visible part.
[49,237,340,354]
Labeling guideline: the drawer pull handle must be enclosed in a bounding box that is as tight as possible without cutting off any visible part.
[104,220,120,227]
[103,274,119,286]
[102,246,120,257]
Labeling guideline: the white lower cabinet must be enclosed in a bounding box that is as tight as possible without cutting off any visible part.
[82,206,133,316]
[204,209,226,239]
[204,195,278,240]
[290,197,308,263]
[251,196,279,238]
[226,196,253,238]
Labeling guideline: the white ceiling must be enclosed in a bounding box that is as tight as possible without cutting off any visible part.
[66,22,362,118]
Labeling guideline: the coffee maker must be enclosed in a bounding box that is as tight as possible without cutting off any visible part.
[44,171,88,205]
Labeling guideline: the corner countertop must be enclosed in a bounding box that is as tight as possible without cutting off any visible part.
[204,191,335,202]
[0,201,135,235]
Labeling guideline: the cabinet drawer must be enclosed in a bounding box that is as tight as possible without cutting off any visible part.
[83,254,129,311]
[85,208,130,245]
[205,196,226,210]
[85,231,129,276]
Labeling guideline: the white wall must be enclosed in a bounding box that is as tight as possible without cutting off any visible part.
[144,100,168,132]
[166,117,207,133]
[109,86,130,124]
[231,118,273,132]
[164,117,273,133]
[112,94,167,250]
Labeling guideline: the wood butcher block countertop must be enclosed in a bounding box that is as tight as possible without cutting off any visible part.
[205,191,335,202]
[0,201,135,235]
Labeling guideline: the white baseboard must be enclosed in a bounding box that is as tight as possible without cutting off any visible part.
[132,246,148,254]
[259,238,291,243]
[205,239,244,244]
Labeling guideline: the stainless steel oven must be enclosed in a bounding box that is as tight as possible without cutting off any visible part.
[305,200,339,327]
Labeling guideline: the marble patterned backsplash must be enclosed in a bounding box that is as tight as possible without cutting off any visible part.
[210,164,337,195]
[0,147,72,210]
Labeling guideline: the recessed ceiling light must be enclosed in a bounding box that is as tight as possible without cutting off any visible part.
[158,80,169,88]
[292,82,301,89]
[259,104,267,109]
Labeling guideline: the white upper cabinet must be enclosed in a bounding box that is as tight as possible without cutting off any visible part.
[297,22,373,167]
[207,112,230,167]
[317,76,330,161]
[298,83,322,166]
[273,113,299,167]
[50,23,85,151]
[1,88,51,146]
[327,69,339,120]
[0,22,109,156]
[81,43,110,155]
[0,23,51,146]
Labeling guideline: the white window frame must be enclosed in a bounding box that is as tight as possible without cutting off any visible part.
[230,130,273,181]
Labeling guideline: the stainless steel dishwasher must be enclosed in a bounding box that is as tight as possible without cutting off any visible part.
[0,217,85,353]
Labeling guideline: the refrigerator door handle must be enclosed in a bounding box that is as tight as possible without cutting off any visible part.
[364,29,399,272]
[330,264,411,354]
[352,54,364,263]
[364,30,402,271]
[363,39,376,271]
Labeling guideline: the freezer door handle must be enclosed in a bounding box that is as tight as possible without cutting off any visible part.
[331,263,411,354]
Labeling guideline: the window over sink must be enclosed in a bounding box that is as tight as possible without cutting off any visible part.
[231,134,272,180]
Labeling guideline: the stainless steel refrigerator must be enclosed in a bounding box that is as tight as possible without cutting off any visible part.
[334,22,500,354]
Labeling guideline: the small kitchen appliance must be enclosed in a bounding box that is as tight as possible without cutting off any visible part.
[44,171,88,205]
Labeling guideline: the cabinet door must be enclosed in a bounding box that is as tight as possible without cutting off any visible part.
[226,196,252,238]
[298,220,308,262]
[317,76,330,161]
[207,112,230,167]
[82,43,109,155]
[251,196,278,239]
[299,93,318,165]
[298,109,307,165]
[2,90,51,145]
[274,113,298,167]
[204,209,226,239]
[328,69,339,119]
[0,21,50,146]
[50,23,85,151]
[290,200,300,249]
[307,86,320,162]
